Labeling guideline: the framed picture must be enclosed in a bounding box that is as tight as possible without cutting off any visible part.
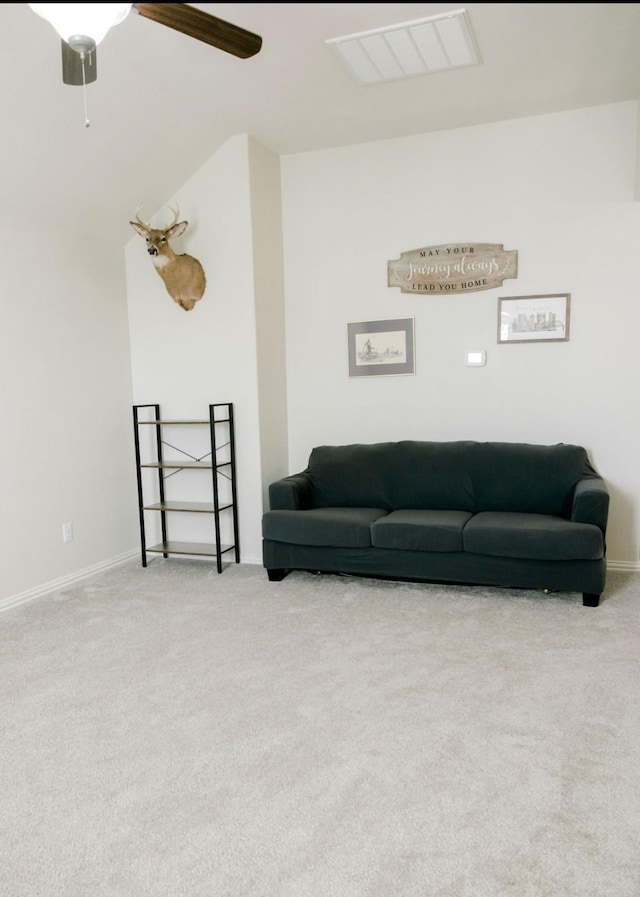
[347,318,415,377]
[498,293,571,343]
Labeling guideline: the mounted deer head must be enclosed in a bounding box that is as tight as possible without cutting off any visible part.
[130,206,206,311]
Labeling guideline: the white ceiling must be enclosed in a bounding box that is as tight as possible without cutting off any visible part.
[2,3,640,243]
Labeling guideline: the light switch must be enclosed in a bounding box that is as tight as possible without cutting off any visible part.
[466,350,486,366]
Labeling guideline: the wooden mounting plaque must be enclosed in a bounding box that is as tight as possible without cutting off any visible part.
[388,243,518,294]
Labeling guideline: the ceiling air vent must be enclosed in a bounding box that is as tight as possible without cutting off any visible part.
[326,8,480,85]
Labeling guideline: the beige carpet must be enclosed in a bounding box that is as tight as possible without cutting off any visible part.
[1,560,639,897]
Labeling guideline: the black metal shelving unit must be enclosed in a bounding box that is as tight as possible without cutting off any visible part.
[132,402,240,573]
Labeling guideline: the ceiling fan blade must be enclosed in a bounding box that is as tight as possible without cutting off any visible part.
[61,40,97,86]
[132,3,262,59]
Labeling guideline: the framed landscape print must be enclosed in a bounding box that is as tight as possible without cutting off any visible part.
[347,318,415,377]
[498,293,570,343]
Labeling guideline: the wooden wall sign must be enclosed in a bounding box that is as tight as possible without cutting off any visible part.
[388,243,518,294]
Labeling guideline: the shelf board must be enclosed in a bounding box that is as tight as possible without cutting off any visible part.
[141,461,213,469]
[143,501,233,513]
[138,419,230,425]
[141,461,231,470]
[146,541,235,557]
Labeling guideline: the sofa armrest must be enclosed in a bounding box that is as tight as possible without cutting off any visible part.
[571,477,609,533]
[268,472,314,510]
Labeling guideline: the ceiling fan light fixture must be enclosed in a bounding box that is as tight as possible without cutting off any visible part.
[30,2,263,95]
[29,3,132,52]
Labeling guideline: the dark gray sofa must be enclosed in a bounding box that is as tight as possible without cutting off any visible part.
[261,441,609,606]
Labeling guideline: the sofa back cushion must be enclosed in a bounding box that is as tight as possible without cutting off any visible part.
[305,441,599,516]
[307,441,476,511]
[466,442,598,516]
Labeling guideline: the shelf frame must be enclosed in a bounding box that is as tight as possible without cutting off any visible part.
[132,402,240,573]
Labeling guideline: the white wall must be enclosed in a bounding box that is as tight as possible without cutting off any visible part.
[0,225,137,606]
[281,102,640,567]
[126,134,286,565]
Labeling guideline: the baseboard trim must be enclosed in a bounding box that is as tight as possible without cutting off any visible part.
[0,549,139,614]
[607,559,640,573]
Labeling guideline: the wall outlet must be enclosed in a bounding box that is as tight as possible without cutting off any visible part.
[62,522,73,543]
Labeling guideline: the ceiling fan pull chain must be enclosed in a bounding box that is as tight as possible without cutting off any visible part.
[81,51,90,128]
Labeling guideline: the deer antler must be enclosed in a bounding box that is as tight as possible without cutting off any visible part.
[133,204,181,230]
[165,204,180,227]
[134,206,150,231]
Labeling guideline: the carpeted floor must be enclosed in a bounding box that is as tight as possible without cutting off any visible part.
[1,560,639,897]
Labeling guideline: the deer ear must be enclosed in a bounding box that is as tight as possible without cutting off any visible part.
[130,222,148,237]
[167,221,188,239]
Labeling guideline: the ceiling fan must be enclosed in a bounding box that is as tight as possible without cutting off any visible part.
[29,3,263,87]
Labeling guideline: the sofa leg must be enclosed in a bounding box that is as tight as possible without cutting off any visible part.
[582,593,601,607]
[267,568,288,582]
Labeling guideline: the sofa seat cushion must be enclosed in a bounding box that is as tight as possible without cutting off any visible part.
[371,509,473,552]
[463,512,604,561]
[262,508,388,548]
